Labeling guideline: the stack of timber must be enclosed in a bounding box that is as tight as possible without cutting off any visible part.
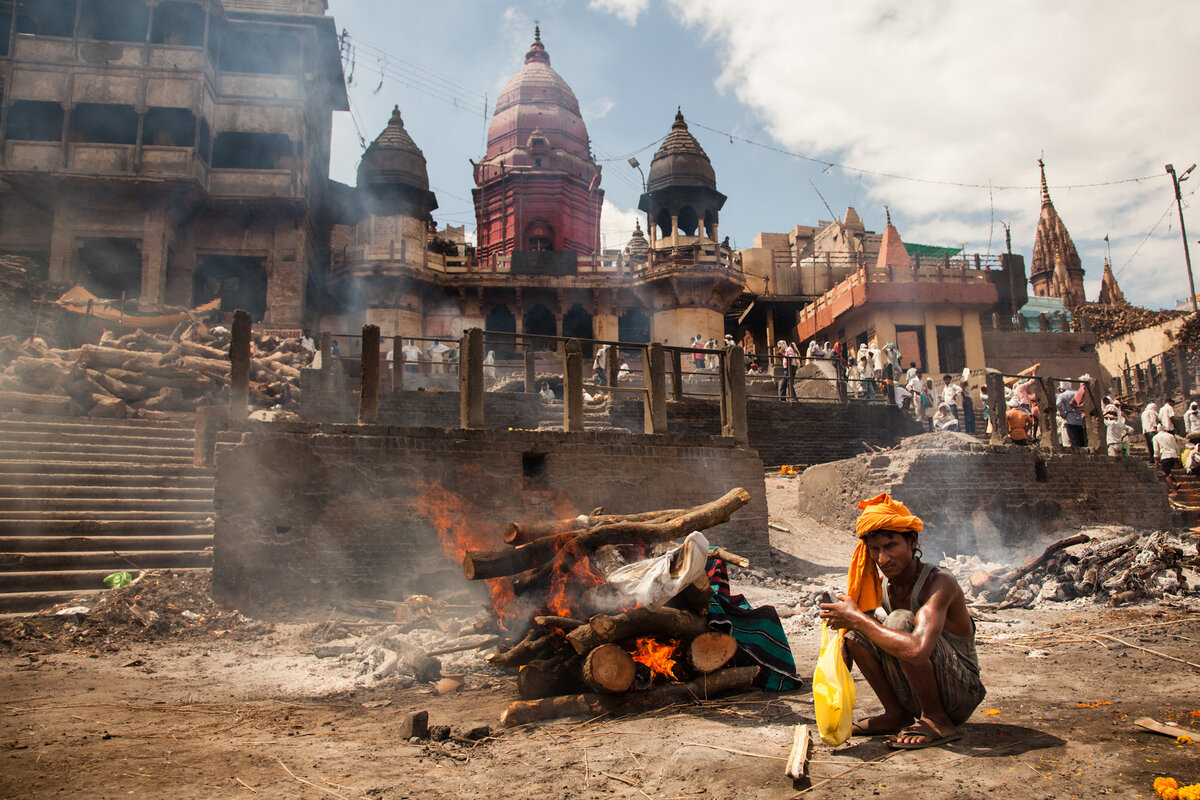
[461,488,760,726]
[0,325,309,418]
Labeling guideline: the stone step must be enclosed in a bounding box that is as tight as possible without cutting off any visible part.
[0,510,211,522]
[0,496,213,513]
[0,484,213,499]
[0,428,196,450]
[0,550,212,571]
[2,568,153,593]
[0,519,212,535]
[0,588,104,614]
[0,534,213,553]
[0,413,194,434]
[0,464,212,480]
[0,441,194,460]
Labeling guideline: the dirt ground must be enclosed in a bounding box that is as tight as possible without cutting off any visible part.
[2,476,1199,800]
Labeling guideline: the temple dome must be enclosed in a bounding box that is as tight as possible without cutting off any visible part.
[357,106,430,191]
[484,28,592,163]
[646,109,717,192]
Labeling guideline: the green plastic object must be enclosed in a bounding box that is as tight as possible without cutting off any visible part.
[103,571,133,589]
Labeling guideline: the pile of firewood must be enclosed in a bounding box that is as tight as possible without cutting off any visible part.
[1072,301,1188,344]
[461,488,761,726]
[970,531,1197,609]
[0,325,310,418]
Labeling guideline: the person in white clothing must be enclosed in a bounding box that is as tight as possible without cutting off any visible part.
[941,375,963,420]
[483,350,496,380]
[1185,401,1200,441]
[1159,400,1177,433]
[1153,424,1184,490]
[1104,407,1132,457]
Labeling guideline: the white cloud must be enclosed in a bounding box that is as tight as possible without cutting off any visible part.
[588,0,648,25]
[583,97,616,121]
[664,0,1200,309]
[600,198,645,251]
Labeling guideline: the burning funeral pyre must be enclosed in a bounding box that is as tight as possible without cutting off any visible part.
[439,488,787,726]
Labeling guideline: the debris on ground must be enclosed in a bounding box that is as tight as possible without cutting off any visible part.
[0,570,272,653]
[971,530,1200,608]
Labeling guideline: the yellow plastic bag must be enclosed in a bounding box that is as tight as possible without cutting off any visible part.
[812,622,856,746]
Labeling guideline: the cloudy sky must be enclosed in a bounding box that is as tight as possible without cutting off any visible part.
[325,0,1199,310]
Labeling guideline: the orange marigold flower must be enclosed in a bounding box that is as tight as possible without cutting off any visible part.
[983,709,1001,716]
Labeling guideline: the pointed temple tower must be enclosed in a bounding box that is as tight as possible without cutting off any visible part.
[471,27,603,271]
[1030,159,1086,308]
[875,207,913,269]
[1097,258,1127,305]
[636,109,745,345]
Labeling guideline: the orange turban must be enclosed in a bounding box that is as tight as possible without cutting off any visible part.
[847,493,923,613]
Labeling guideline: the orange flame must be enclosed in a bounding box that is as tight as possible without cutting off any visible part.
[545,537,605,618]
[412,479,521,627]
[630,636,681,681]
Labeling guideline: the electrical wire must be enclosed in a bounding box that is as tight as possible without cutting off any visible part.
[683,117,1164,193]
[1115,183,1197,278]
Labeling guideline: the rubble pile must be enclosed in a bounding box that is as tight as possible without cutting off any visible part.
[0,570,271,654]
[1072,301,1187,344]
[971,531,1199,609]
[0,324,309,418]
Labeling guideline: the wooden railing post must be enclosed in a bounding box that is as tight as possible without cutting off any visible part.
[987,372,1006,445]
[358,324,380,425]
[670,349,684,401]
[319,331,333,391]
[722,345,748,444]
[229,309,251,421]
[524,343,537,393]
[644,342,667,435]
[1035,377,1061,452]
[563,338,583,432]
[391,335,403,392]
[459,328,484,429]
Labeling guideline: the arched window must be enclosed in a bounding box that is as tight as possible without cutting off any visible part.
[523,303,556,350]
[562,303,594,357]
[524,220,554,251]
[485,304,518,357]
[618,307,652,344]
[655,208,672,240]
[677,206,699,237]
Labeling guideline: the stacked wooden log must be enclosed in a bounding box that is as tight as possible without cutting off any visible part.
[970,531,1195,608]
[0,324,310,418]
[1072,301,1187,344]
[461,488,760,725]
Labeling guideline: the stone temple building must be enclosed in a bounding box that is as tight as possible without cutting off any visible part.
[325,29,745,351]
[1029,159,1086,308]
[0,0,348,330]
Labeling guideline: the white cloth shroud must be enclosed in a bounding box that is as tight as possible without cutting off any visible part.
[604,531,710,609]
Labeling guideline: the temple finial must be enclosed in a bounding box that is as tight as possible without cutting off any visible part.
[1038,158,1051,206]
[534,23,540,43]
[885,205,891,227]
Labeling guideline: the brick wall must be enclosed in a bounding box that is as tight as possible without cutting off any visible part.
[211,424,769,610]
[797,437,1172,559]
[607,397,919,467]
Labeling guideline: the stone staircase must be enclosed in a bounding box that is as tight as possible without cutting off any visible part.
[0,414,213,614]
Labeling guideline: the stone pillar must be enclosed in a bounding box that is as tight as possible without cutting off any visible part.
[229,309,251,421]
[644,342,667,435]
[139,207,169,311]
[48,206,74,285]
[459,328,484,429]
[987,372,1006,445]
[358,324,380,425]
[722,345,748,445]
[563,338,583,432]
[605,343,618,391]
[391,335,403,392]
[524,345,536,393]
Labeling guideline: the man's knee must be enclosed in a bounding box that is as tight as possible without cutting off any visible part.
[883,610,915,633]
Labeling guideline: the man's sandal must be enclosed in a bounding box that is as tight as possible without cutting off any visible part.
[886,725,961,750]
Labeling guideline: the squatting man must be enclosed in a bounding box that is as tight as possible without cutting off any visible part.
[819,494,986,749]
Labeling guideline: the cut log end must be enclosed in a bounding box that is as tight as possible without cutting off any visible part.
[582,643,636,693]
[687,631,738,674]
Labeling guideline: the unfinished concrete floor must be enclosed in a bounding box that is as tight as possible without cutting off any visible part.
[1,476,1198,799]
